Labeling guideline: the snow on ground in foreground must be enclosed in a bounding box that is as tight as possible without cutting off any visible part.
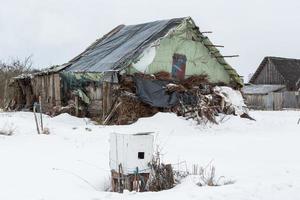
[0,111,299,200]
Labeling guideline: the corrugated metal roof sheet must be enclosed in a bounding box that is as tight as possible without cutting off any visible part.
[59,17,242,86]
[64,18,185,73]
[242,84,286,95]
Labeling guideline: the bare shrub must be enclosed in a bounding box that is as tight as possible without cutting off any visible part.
[0,56,34,107]
[193,164,235,186]
[146,151,175,191]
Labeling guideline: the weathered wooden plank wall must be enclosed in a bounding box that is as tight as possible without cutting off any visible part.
[252,61,285,85]
[85,84,103,117]
[245,91,300,110]
[30,73,62,112]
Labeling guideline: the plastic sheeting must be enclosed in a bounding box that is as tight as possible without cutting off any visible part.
[64,18,184,73]
[134,77,178,108]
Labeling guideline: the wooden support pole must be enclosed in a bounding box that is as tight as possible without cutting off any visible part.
[102,82,109,120]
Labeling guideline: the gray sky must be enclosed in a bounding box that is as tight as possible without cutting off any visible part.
[1,0,300,81]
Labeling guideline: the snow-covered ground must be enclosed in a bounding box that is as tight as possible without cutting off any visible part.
[0,111,299,200]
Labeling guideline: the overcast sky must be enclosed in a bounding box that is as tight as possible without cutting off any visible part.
[1,0,300,81]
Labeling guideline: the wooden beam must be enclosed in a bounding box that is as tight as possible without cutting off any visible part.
[205,45,224,48]
[201,31,213,34]
[216,55,239,58]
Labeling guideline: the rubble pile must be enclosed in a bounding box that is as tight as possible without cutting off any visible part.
[108,71,250,125]
[111,94,160,125]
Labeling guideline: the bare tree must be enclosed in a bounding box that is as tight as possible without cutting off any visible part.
[0,56,33,108]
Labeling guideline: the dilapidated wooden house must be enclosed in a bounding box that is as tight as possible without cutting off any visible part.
[244,57,300,110]
[250,56,300,91]
[9,17,242,121]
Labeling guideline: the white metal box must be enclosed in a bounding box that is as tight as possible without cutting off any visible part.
[109,132,154,175]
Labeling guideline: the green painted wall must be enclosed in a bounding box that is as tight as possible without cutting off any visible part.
[147,36,230,83]
[130,20,231,84]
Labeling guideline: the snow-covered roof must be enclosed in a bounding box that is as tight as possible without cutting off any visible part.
[242,84,286,95]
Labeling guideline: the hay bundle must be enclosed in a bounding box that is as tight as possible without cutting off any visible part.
[111,95,159,125]
[180,74,209,89]
[119,75,135,93]
[154,71,172,80]
[147,155,175,191]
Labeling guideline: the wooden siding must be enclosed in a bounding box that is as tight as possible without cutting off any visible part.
[252,61,285,85]
[85,84,103,117]
[31,73,62,112]
[245,91,300,110]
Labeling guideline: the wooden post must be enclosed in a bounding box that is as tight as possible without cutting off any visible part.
[39,96,43,131]
[75,96,79,117]
[118,164,124,193]
[33,103,40,134]
[136,167,139,192]
[102,82,108,120]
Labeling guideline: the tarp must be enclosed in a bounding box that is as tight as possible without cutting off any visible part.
[134,77,178,108]
[64,18,184,73]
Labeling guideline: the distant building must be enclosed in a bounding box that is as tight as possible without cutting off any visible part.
[244,57,300,110]
[249,56,300,91]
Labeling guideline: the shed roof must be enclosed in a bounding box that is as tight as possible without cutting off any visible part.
[242,84,286,95]
[250,57,300,87]
[64,18,184,73]
[61,17,242,86]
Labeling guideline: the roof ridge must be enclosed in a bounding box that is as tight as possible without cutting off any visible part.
[265,56,300,61]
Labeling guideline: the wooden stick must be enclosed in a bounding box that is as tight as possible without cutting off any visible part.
[39,96,43,131]
[103,102,122,125]
[201,31,213,34]
[136,167,139,192]
[216,55,239,58]
[33,103,40,134]
[205,45,224,48]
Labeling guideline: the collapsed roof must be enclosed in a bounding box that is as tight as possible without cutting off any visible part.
[61,17,242,86]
